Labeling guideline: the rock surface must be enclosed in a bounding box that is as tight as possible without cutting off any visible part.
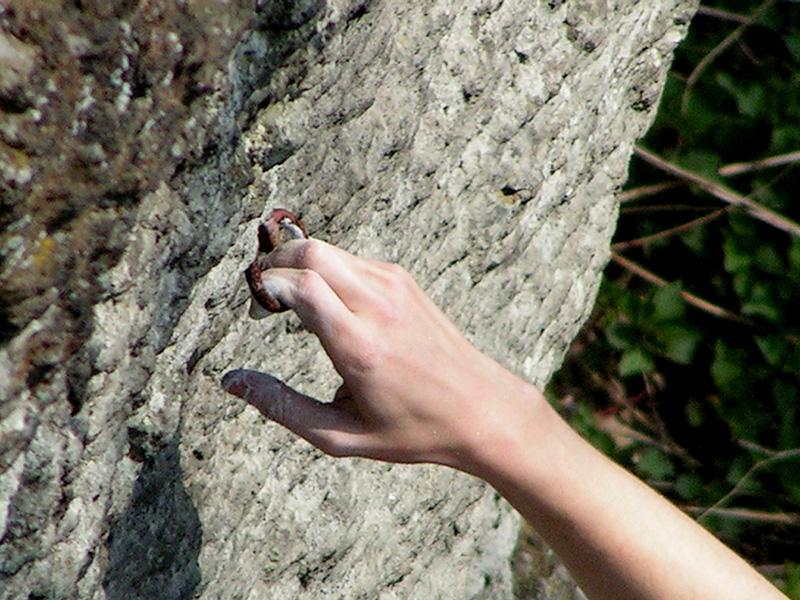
[0,1,696,598]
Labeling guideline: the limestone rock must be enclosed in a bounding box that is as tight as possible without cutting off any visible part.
[0,1,697,599]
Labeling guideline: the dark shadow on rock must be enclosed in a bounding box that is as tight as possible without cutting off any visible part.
[103,444,202,600]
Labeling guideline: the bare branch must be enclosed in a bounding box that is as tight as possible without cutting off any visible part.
[681,0,778,114]
[610,252,754,325]
[620,204,721,214]
[697,448,800,523]
[696,6,750,24]
[633,146,800,238]
[612,206,732,251]
[719,150,800,176]
[618,181,684,203]
[684,506,800,526]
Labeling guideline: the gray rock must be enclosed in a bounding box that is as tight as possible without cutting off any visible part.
[0,0,697,599]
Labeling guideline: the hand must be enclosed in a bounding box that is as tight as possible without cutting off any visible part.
[222,238,543,472]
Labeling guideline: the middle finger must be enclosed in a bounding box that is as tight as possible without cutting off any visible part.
[264,238,389,312]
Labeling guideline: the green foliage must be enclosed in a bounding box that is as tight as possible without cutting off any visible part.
[786,563,800,600]
[604,281,703,375]
[635,447,676,481]
[550,1,800,594]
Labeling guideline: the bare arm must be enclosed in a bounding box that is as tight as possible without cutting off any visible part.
[222,238,786,600]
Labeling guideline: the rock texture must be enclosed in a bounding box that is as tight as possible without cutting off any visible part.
[0,1,696,599]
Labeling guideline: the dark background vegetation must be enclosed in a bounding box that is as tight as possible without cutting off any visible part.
[549,0,800,596]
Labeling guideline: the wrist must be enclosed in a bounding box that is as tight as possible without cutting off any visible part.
[454,366,558,486]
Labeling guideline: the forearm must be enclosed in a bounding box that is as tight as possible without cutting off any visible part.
[470,383,786,600]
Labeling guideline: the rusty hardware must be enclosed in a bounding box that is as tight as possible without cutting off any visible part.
[245,208,308,313]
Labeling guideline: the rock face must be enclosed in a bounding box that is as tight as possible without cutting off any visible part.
[0,1,696,599]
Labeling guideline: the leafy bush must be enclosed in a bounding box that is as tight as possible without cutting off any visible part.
[549,1,800,595]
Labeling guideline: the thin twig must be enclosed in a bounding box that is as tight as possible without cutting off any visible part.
[610,252,754,325]
[697,448,800,523]
[597,410,699,467]
[736,37,765,66]
[696,6,750,24]
[684,506,800,526]
[633,146,800,238]
[757,565,788,577]
[620,204,722,214]
[618,181,684,203]
[612,207,732,251]
[682,0,778,114]
[737,439,778,458]
[719,150,800,176]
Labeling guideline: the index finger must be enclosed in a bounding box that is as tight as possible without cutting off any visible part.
[254,267,368,368]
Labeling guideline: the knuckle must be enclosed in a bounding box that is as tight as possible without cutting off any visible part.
[264,397,287,425]
[383,262,411,284]
[383,264,416,301]
[322,441,352,458]
[371,264,414,324]
[295,238,327,269]
[316,435,356,458]
[294,268,324,300]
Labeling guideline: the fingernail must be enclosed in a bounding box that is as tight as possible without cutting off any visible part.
[221,370,246,397]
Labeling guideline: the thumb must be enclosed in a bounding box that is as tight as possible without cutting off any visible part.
[221,369,364,457]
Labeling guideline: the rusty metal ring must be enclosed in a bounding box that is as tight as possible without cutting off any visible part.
[245,208,308,313]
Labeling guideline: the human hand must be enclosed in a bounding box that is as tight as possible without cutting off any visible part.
[222,238,543,473]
